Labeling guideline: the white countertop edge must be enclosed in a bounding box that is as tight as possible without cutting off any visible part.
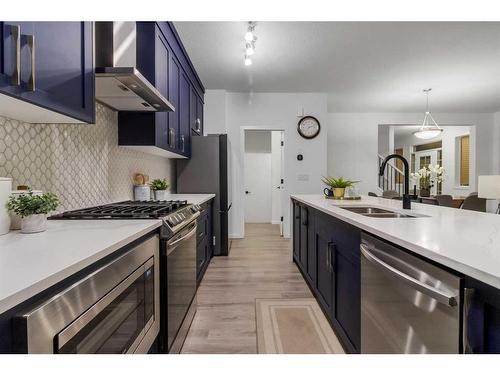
[291,194,500,290]
[0,220,162,315]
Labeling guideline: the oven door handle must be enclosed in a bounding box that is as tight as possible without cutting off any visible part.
[167,222,197,249]
[360,243,457,307]
[56,258,152,351]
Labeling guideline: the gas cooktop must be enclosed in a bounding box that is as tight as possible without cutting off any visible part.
[49,200,190,220]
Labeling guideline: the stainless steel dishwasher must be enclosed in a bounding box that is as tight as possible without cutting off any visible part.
[360,233,462,353]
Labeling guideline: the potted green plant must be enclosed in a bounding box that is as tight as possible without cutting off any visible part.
[150,179,169,201]
[7,191,59,233]
[322,176,358,199]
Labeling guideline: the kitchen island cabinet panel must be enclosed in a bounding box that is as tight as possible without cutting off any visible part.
[292,199,361,353]
[465,277,500,353]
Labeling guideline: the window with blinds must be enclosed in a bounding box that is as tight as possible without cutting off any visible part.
[460,135,470,186]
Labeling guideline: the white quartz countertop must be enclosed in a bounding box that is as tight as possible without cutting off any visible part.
[291,194,500,289]
[0,193,215,315]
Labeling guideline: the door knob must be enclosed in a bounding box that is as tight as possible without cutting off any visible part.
[245,191,250,194]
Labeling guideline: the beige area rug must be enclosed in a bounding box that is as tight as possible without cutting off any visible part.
[256,298,345,354]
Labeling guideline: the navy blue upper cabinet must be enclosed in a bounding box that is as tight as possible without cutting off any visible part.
[118,22,205,158]
[179,72,191,155]
[0,22,94,123]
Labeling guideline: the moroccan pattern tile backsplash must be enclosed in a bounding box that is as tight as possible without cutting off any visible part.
[0,103,175,212]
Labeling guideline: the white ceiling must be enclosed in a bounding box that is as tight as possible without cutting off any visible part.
[174,22,500,112]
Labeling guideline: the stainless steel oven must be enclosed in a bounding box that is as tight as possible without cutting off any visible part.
[14,235,160,354]
[160,216,198,353]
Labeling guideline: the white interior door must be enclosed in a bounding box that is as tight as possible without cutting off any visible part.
[244,152,272,223]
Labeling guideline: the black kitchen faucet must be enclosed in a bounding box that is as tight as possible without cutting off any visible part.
[379,154,411,210]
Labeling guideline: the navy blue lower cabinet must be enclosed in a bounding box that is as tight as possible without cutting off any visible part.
[314,211,335,314]
[465,277,500,353]
[299,205,309,270]
[292,201,361,354]
[196,200,213,285]
[1,22,95,123]
[293,202,301,261]
[329,217,361,353]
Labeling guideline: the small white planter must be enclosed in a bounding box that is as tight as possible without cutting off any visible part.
[21,214,47,234]
[134,185,151,201]
[153,190,167,201]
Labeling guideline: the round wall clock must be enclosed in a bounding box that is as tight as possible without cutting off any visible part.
[297,116,320,139]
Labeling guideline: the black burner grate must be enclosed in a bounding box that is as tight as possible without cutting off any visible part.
[50,200,189,220]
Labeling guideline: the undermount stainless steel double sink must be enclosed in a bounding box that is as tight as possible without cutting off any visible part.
[339,206,424,218]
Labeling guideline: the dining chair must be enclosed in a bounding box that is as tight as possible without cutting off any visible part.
[461,192,487,212]
[368,192,378,197]
[435,195,453,207]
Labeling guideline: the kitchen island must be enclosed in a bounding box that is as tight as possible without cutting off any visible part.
[291,194,500,354]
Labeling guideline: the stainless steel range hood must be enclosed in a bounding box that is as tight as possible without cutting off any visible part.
[95,22,175,112]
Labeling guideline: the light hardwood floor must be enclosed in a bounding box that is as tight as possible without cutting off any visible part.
[181,223,313,353]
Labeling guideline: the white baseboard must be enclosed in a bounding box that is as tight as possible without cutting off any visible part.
[229,233,243,239]
[271,220,281,225]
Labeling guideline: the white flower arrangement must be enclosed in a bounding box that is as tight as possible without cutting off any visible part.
[410,164,444,190]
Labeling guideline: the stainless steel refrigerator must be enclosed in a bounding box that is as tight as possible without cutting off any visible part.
[176,134,231,256]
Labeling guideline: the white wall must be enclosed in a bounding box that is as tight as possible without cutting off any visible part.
[327,113,496,196]
[204,89,227,134]
[204,90,328,238]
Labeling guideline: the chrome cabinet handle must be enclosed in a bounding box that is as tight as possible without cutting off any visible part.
[195,118,201,131]
[180,135,185,152]
[360,243,458,307]
[10,24,21,86]
[169,128,175,148]
[26,34,35,91]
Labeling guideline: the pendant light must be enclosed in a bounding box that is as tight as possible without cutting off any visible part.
[413,88,443,140]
